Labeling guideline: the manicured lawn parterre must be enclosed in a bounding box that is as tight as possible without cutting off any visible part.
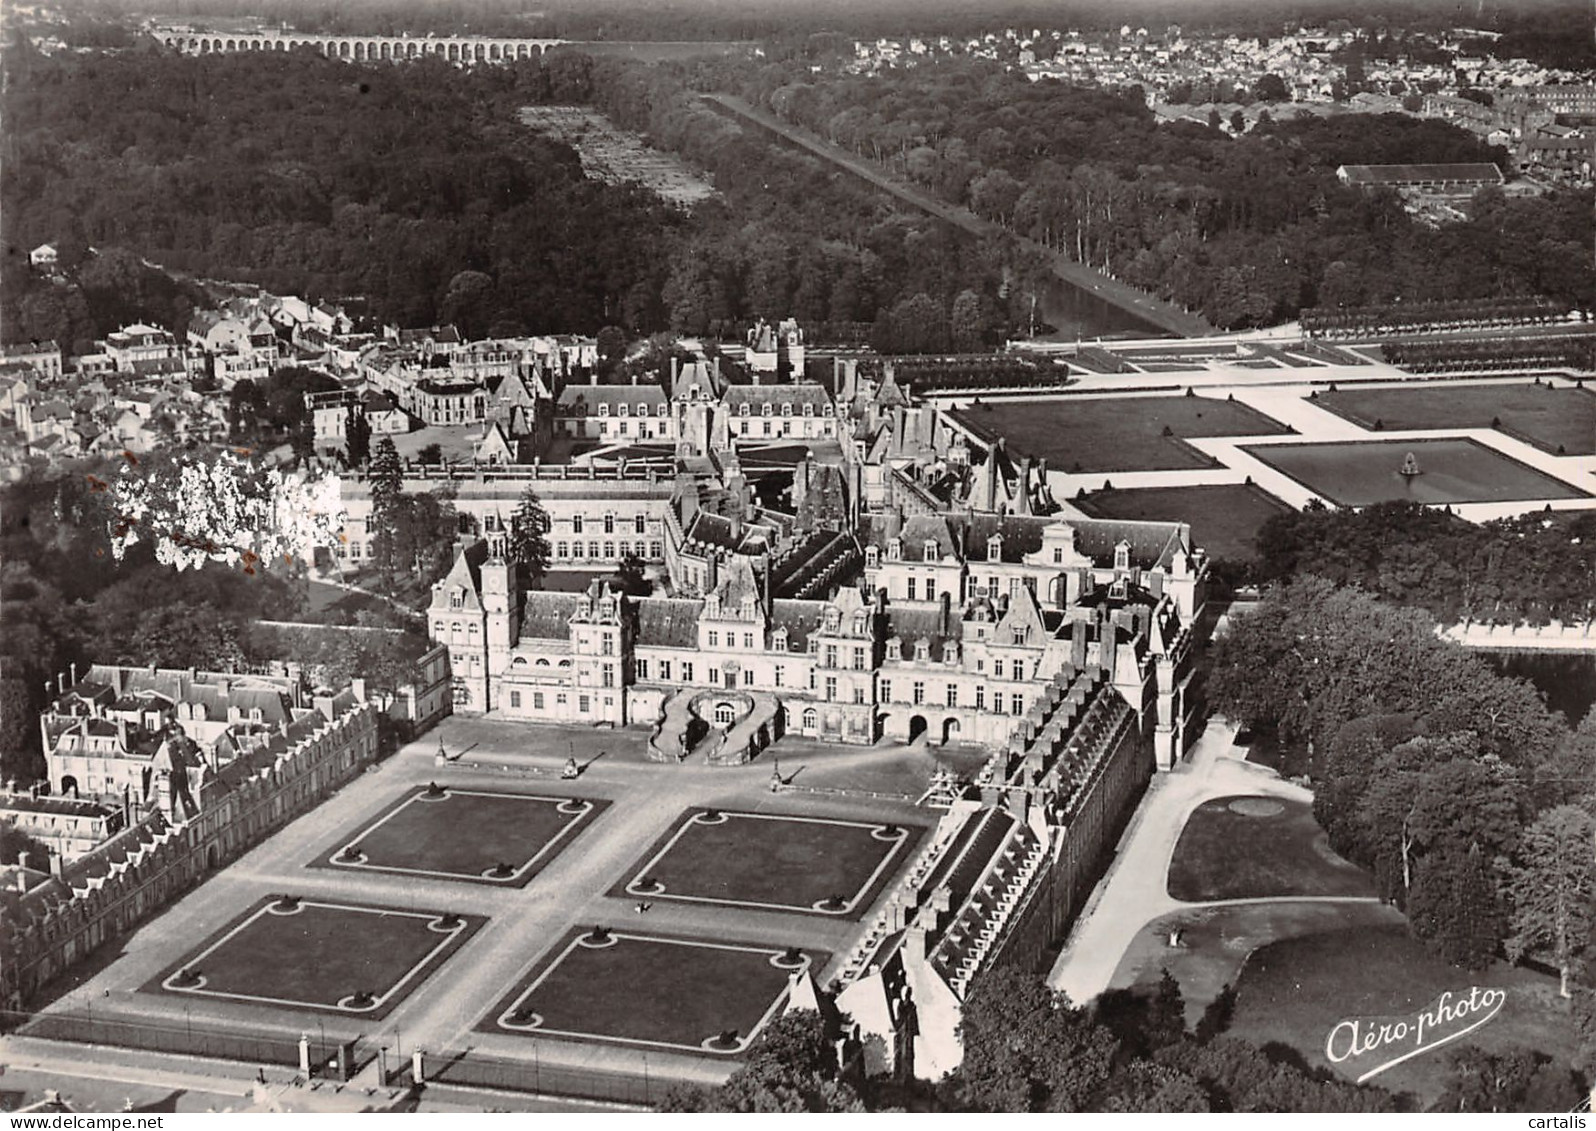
[1316,382,1596,456]
[951,395,1290,473]
[1228,924,1579,1107]
[317,786,606,886]
[1168,795,1374,902]
[153,898,481,1018]
[1074,483,1292,563]
[617,809,923,917]
[1243,437,1589,507]
[484,930,827,1053]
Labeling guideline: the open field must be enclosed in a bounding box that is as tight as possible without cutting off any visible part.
[1167,795,1374,902]
[1316,382,1596,456]
[518,105,717,207]
[1073,483,1290,563]
[1243,437,1589,506]
[482,930,825,1054]
[954,395,1289,473]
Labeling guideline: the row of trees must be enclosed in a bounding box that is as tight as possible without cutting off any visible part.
[1209,579,1595,1076]
[1252,502,1596,626]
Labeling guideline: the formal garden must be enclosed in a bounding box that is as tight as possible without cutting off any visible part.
[1242,437,1588,507]
[617,809,924,917]
[1315,381,1596,456]
[484,929,825,1054]
[952,394,1290,473]
[154,897,481,1018]
[317,784,606,886]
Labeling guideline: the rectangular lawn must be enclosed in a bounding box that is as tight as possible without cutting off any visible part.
[1074,483,1291,563]
[1316,382,1596,456]
[152,898,480,1018]
[1243,437,1588,507]
[951,394,1289,473]
[316,786,604,886]
[484,930,827,1055]
[618,809,921,918]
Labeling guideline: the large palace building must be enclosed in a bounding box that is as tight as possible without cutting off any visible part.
[430,508,1207,770]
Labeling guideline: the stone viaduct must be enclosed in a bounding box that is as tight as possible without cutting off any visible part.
[152,29,567,63]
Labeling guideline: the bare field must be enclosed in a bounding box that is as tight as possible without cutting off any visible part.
[517,105,718,207]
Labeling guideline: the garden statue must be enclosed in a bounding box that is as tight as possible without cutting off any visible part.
[1399,451,1422,478]
[562,756,580,780]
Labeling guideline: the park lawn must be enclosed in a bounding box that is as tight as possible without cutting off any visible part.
[321,787,603,884]
[1074,483,1291,563]
[1316,382,1596,456]
[487,932,824,1051]
[154,899,480,1018]
[951,394,1290,473]
[1110,901,1405,1027]
[1227,924,1579,1108]
[1243,437,1588,506]
[1168,796,1374,903]
[617,809,922,917]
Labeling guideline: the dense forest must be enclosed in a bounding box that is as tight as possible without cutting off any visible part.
[0,45,1011,350]
[713,57,1593,328]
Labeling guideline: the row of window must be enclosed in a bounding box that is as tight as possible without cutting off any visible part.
[555,540,661,560]
[733,402,832,418]
[736,419,834,438]
[571,515,649,535]
[880,680,1027,714]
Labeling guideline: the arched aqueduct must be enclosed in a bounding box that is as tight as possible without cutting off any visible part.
[152,30,568,63]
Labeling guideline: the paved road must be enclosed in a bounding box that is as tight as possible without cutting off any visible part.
[700,93,1214,340]
[1047,719,1347,1006]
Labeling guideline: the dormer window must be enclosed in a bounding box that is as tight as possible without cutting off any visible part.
[1012,626,1028,646]
[1115,541,1131,571]
[987,534,1002,560]
[773,627,788,649]
[739,403,750,416]
[887,638,902,660]
[915,640,930,661]
[945,642,960,664]
[803,403,814,417]
[1111,576,1128,599]
[887,538,902,561]
[598,403,609,417]
[853,612,867,634]
[617,403,628,417]
[865,546,880,568]
[824,404,834,416]
[781,403,792,417]
[762,403,772,417]
[825,608,840,631]
[924,540,938,561]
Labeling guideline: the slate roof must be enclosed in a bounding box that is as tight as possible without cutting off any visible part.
[519,592,582,641]
[556,384,667,413]
[633,598,703,648]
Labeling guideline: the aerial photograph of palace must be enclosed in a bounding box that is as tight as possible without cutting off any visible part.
[0,0,1592,1116]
